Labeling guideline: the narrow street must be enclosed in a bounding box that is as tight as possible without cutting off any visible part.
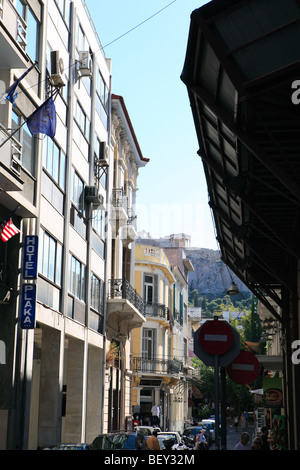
[209,420,255,450]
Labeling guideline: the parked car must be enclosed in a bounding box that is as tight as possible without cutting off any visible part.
[156,432,188,450]
[182,425,212,448]
[134,425,161,435]
[90,431,148,450]
[201,419,216,441]
[40,443,91,450]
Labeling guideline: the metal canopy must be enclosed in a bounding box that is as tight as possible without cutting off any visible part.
[181,0,300,325]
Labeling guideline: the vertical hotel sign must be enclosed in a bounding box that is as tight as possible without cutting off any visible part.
[20,236,38,329]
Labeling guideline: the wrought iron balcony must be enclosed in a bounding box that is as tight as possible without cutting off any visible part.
[145,302,170,320]
[131,356,183,375]
[111,189,128,212]
[107,279,145,330]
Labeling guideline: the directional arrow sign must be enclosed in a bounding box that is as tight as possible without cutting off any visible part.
[199,319,234,356]
[227,350,260,384]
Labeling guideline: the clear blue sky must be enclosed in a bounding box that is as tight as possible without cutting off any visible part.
[85,0,218,249]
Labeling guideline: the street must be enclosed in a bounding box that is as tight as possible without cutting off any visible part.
[209,420,255,450]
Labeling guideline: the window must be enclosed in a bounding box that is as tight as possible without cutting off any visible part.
[90,273,104,313]
[75,19,91,93]
[95,68,109,127]
[70,168,86,237]
[75,99,90,140]
[16,1,40,63]
[55,0,71,24]
[90,273,104,333]
[43,136,66,190]
[69,254,85,301]
[142,328,156,359]
[42,136,65,213]
[11,110,35,175]
[70,168,84,210]
[144,274,158,304]
[38,228,62,285]
[37,228,62,312]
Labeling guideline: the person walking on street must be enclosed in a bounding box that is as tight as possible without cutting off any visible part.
[147,430,160,450]
[260,427,270,450]
[195,429,208,450]
[234,432,251,450]
[252,436,263,450]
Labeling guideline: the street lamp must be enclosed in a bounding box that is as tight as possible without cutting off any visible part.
[226,282,240,296]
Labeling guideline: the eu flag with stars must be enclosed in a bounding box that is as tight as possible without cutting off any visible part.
[27,95,57,139]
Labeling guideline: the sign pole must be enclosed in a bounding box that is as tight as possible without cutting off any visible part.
[214,354,220,450]
[221,366,227,450]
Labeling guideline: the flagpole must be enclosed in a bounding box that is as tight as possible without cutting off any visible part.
[0,61,37,103]
[0,89,59,149]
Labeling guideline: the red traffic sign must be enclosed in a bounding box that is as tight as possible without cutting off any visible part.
[227,350,260,384]
[198,319,234,356]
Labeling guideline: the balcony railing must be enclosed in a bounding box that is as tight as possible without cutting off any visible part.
[108,278,145,315]
[131,356,183,375]
[127,208,137,229]
[111,189,128,212]
[173,308,183,326]
[144,302,171,321]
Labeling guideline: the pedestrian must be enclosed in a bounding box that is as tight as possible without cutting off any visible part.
[234,416,239,432]
[195,429,207,450]
[260,427,270,450]
[147,430,160,450]
[234,432,251,450]
[252,436,263,450]
[137,432,148,450]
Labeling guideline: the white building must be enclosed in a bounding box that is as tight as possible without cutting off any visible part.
[0,0,147,450]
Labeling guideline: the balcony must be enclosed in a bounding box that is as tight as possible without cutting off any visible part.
[0,0,28,68]
[131,356,183,376]
[145,302,171,321]
[111,188,128,223]
[0,124,23,192]
[107,278,146,338]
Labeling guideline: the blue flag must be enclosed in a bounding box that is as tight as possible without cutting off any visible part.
[27,95,57,139]
[3,63,36,107]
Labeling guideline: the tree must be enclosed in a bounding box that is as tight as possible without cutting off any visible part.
[243,296,262,342]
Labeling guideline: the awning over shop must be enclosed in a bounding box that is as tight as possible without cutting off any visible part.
[181,0,300,327]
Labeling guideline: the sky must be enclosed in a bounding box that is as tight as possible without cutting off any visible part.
[85,0,218,249]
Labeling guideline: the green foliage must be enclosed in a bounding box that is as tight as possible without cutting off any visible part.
[191,295,263,414]
[192,359,255,415]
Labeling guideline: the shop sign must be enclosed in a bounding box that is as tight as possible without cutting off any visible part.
[23,236,38,280]
[20,284,36,329]
[263,377,283,408]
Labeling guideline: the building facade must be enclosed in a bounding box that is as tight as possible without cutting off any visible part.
[0,0,147,450]
[104,94,148,433]
[132,242,193,432]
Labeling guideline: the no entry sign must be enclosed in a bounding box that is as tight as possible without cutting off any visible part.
[198,319,234,356]
[227,350,260,384]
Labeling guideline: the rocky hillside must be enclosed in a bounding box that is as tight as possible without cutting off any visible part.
[185,247,250,299]
[136,234,250,300]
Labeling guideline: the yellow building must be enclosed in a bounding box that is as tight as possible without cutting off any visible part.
[133,243,193,432]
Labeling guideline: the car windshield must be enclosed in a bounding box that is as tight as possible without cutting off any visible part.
[186,427,205,436]
[157,434,177,449]
[92,434,137,450]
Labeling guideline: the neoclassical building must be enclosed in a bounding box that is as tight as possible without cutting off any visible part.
[104,94,149,432]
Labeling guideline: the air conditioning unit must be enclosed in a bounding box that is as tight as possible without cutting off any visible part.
[99,141,109,167]
[84,186,103,208]
[78,51,92,77]
[50,50,65,87]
